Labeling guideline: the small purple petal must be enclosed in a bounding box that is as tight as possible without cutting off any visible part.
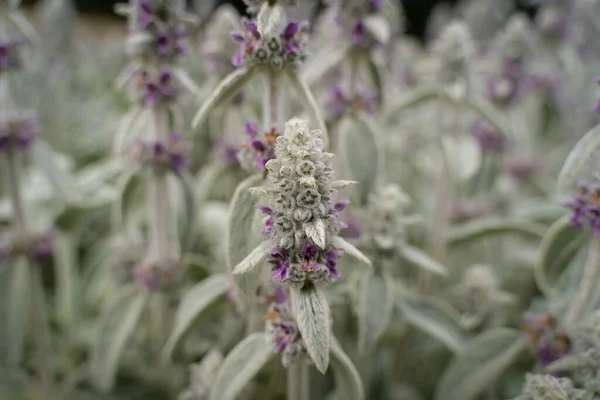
[231,31,245,43]
[334,199,350,212]
[257,205,273,215]
[283,22,299,38]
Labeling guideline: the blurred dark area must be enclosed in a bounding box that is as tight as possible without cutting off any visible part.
[21,0,538,40]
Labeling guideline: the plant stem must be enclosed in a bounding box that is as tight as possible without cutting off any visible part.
[29,261,53,392]
[564,239,600,326]
[147,107,172,260]
[287,356,310,400]
[4,150,27,238]
[263,70,284,130]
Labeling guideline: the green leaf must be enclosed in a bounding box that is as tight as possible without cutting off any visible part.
[292,284,331,374]
[331,236,371,266]
[447,218,546,248]
[161,274,230,362]
[175,170,197,253]
[90,287,148,393]
[365,55,383,108]
[1,258,30,365]
[397,294,466,353]
[328,337,365,400]
[302,44,351,85]
[401,244,448,276]
[462,97,512,138]
[209,333,274,400]
[434,329,528,400]
[111,170,142,232]
[338,114,381,205]
[31,139,72,203]
[385,86,439,120]
[286,69,329,149]
[226,174,264,295]
[54,233,78,332]
[557,123,600,196]
[535,215,589,297]
[358,269,395,353]
[192,67,257,129]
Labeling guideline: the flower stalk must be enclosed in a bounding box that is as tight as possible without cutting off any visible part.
[564,239,600,326]
[287,355,310,400]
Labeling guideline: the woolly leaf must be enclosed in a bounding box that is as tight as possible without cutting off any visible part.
[331,236,371,266]
[358,269,395,353]
[434,329,528,400]
[162,273,230,362]
[302,44,351,85]
[557,123,600,196]
[192,67,257,129]
[535,214,589,297]
[328,336,365,400]
[1,258,30,365]
[175,170,198,253]
[306,219,326,249]
[257,3,284,37]
[232,240,271,275]
[292,284,331,374]
[90,287,148,392]
[401,244,448,276]
[447,218,546,248]
[398,294,466,353]
[209,333,274,400]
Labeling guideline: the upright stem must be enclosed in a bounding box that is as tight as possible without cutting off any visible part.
[29,263,53,390]
[4,150,27,237]
[347,51,359,100]
[287,357,310,400]
[147,107,172,260]
[263,70,284,130]
[564,239,600,326]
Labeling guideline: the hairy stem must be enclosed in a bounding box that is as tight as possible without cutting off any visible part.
[564,239,600,326]
[263,70,284,130]
[287,356,310,400]
[147,107,172,260]
[30,262,53,392]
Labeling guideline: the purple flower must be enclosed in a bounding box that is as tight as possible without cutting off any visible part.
[274,286,287,303]
[324,249,343,277]
[562,196,588,229]
[270,248,290,281]
[138,1,153,29]
[0,37,25,72]
[0,115,39,153]
[351,21,365,47]
[258,206,273,215]
[595,77,600,113]
[334,199,350,212]
[130,133,190,173]
[471,119,505,152]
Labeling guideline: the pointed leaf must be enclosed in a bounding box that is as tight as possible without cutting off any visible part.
[434,329,528,400]
[292,285,331,374]
[365,54,383,108]
[227,174,265,294]
[31,139,72,203]
[232,240,271,275]
[358,269,395,353]
[162,274,230,362]
[90,287,148,392]
[175,170,197,253]
[401,245,448,276]
[286,70,329,149]
[54,234,78,331]
[328,337,365,400]
[209,333,274,400]
[192,67,257,129]
[398,294,466,353]
[557,123,600,196]
[535,214,589,297]
[331,236,371,266]
[257,3,284,37]
[338,114,381,205]
[306,219,326,249]
[447,218,546,248]
[331,180,358,189]
[385,86,439,120]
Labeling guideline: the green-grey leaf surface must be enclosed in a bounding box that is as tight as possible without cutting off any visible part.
[358,269,395,353]
[447,218,546,248]
[328,336,365,400]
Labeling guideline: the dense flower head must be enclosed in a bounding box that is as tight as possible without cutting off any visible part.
[262,286,306,366]
[562,179,600,234]
[523,312,572,369]
[237,120,279,171]
[129,68,180,107]
[323,85,378,118]
[126,0,190,62]
[129,132,189,173]
[256,118,349,288]
[0,229,56,264]
[231,18,309,69]
[364,184,410,253]
[471,119,506,152]
[511,374,591,400]
[432,21,474,88]
[134,255,185,292]
[0,113,39,153]
[0,36,26,74]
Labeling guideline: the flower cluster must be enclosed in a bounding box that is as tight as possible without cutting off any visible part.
[0,36,25,74]
[0,229,56,264]
[0,113,39,153]
[523,312,572,368]
[129,133,189,173]
[363,184,409,253]
[237,120,279,171]
[432,22,474,89]
[562,180,600,234]
[255,118,352,288]
[471,119,506,153]
[323,85,378,118]
[262,286,306,366]
[511,374,592,400]
[329,0,385,48]
[134,255,185,292]
[126,0,190,62]
[129,68,180,107]
[231,19,309,69]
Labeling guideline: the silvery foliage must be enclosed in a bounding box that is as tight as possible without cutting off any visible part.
[178,350,224,400]
[243,0,298,14]
[510,374,593,400]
